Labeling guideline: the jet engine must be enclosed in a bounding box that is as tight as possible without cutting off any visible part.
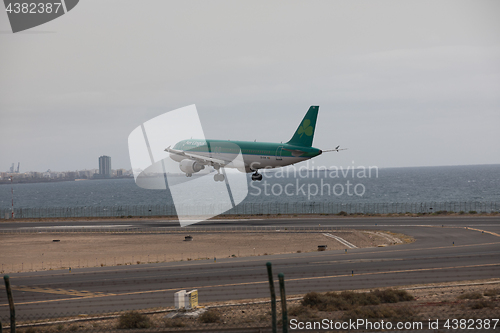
[179,159,205,174]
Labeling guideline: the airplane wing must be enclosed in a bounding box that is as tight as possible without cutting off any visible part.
[165,146,228,166]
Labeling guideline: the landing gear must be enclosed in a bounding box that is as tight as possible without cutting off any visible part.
[251,172,263,181]
[214,174,225,182]
[213,164,225,182]
[186,173,192,177]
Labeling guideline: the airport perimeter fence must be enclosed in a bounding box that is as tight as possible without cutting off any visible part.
[1,264,499,332]
[1,201,499,219]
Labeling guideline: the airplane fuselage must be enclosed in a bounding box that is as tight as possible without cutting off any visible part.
[165,106,342,181]
[170,139,322,172]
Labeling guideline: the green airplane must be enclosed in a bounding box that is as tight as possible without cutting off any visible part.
[165,106,345,181]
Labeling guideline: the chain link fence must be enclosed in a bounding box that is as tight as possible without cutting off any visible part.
[2,201,499,219]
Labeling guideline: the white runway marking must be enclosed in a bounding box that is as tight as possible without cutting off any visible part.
[364,231,402,244]
[177,219,264,223]
[20,225,134,229]
[322,233,357,248]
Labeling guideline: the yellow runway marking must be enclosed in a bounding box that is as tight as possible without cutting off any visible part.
[464,227,500,238]
[0,285,115,297]
[3,262,499,307]
[284,263,500,283]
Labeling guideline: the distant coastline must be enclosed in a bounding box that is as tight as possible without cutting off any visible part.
[0,175,133,185]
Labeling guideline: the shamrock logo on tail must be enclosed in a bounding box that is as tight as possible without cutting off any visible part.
[298,119,313,137]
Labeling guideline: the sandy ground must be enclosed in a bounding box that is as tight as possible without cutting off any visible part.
[0,231,405,273]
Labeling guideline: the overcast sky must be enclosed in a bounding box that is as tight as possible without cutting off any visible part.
[1,1,499,172]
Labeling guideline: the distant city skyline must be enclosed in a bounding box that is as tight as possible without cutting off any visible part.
[0,155,132,183]
[0,166,132,184]
[2,156,129,174]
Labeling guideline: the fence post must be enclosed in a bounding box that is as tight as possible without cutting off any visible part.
[3,275,15,333]
[278,273,288,333]
[266,262,277,333]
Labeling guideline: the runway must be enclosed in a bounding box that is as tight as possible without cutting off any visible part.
[1,216,499,321]
[1,215,500,233]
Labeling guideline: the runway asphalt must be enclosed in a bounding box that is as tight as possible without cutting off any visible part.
[1,216,499,321]
[1,215,500,233]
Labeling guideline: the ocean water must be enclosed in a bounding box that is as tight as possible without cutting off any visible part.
[0,164,499,209]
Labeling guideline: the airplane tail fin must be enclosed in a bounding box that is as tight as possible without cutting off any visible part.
[286,106,319,147]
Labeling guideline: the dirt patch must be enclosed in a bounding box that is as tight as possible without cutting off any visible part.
[0,231,405,273]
